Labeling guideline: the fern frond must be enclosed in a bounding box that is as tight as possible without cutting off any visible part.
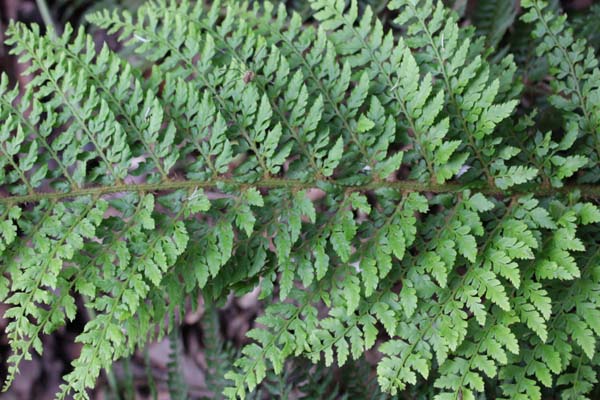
[571,4,600,54]
[0,1,599,400]
[521,0,600,184]
[167,315,189,400]
[389,0,534,189]
[472,0,518,50]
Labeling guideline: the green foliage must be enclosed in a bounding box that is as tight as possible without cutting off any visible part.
[0,0,600,399]
[570,4,600,55]
[521,0,600,184]
[471,0,519,51]
[201,304,237,400]
[167,314,189,400]
[50,0,144,26]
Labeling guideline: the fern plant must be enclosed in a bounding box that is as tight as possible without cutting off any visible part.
[1,0,600,399]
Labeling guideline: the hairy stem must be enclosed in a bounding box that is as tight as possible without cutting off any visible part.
[2,178,600,205]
